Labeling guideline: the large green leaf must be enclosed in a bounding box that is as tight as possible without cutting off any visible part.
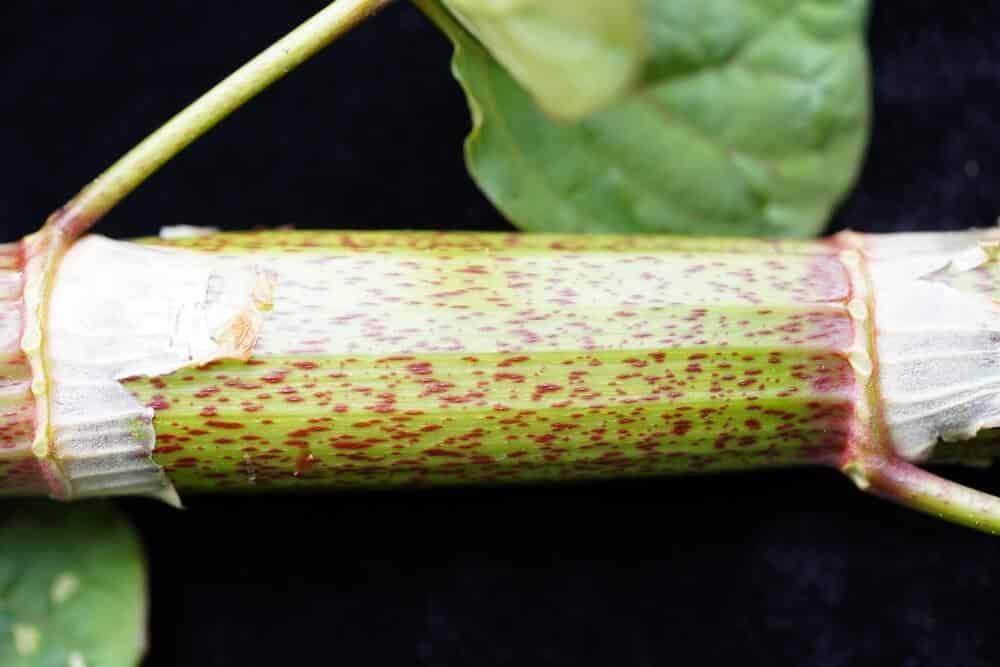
[0,502,146,667]
[439,0,648,119]
[419,0,871,238]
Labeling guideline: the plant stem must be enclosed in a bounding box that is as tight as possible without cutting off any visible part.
[3,0,999,535]
[7,228,1000,532]
[129,231,859,491]
[47,0,391,238]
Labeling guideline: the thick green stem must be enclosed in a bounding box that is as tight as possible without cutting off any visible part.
[130,231,857,491]
[0,0,996,536]
[6,228,1000,534]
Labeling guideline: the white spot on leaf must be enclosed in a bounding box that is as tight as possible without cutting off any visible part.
[51,572,81,605]
[12,624,41,655]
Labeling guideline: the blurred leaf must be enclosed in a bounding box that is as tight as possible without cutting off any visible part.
[0,501,146,667]
[420,0,871,238]
[439,0,648,119]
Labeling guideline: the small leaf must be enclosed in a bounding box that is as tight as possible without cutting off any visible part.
[420,0,871,238]
[439,0,648,119]
[0,501,146,667]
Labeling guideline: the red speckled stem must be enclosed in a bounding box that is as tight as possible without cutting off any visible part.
[5,229,1000,533]
[128,231,864,490]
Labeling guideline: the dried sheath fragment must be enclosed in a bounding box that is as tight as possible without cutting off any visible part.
[0,234,270,503]
[2,229,1000,532]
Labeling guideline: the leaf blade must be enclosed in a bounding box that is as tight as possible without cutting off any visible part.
[0,502,147,667]
[440,0,648,119]
[422,0,871,238]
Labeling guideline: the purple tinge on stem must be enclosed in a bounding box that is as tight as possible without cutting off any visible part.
[0,242,47,495]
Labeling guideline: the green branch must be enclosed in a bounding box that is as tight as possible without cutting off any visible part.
[47,0,391,239]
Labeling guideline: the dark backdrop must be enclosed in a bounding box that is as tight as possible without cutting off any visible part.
[3,3,1000,666]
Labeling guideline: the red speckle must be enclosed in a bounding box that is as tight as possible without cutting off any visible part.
[289,427,329,437]
[671,420,693,436]
[424,448,464,458]
[552,422,580,431]
[261,369,289,384]
[205,420,244,430]
[294,452,317,477]
[332,440,371,450]
[147,395,171,410]
[497,355,530,368]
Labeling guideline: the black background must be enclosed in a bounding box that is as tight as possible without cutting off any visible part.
[4,2,1000,665]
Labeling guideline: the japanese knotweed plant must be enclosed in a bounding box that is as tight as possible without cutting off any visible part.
[2,9,1000,660]
[0,0,996,529]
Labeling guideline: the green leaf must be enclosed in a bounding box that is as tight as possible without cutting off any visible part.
[438,0,648,119]
[0,502,146,667]
[419,0,871,238]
